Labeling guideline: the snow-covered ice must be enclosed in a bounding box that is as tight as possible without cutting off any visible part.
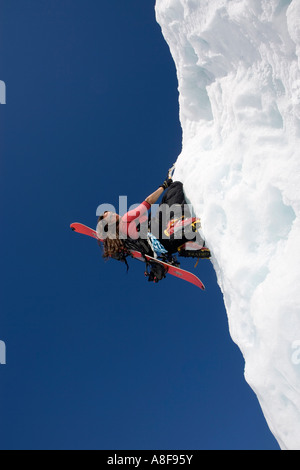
[155,0,300,450]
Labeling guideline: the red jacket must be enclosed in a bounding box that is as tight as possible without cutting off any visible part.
[119,201,151,240]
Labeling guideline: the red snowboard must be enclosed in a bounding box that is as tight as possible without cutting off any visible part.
[70,222,205,290]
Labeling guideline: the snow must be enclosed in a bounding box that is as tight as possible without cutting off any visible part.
[155,0,300,450]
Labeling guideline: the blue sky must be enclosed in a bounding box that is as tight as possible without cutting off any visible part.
[0,0,279,450]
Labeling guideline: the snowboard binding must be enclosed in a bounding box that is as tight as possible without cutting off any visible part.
[178,243,211,259]
[144,260,167,283]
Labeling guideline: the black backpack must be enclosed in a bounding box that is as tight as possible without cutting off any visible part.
[114,238,167,283]
[144,260,167,283]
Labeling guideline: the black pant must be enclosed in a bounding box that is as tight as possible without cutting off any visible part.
[150,181,195,254]
[161,181,187,207]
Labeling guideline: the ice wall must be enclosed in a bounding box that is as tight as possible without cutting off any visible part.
[155,0,300,450]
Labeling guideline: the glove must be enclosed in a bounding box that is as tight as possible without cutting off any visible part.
[160,178,173,190]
